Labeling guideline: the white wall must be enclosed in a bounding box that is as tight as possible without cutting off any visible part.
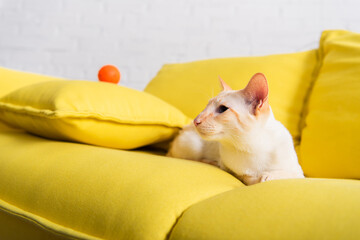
[0,0,359,90]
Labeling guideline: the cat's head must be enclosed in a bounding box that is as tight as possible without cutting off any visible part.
[194,73,271,142]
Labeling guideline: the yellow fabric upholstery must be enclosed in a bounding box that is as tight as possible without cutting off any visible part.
[1,33,360,240]
[170,178,360,240]
[0,131,242,240]
[0,67,63,98]
[145,50,318,144]
[300,30,360,178]
[0,202,94,240]
[0,120,22,132]
[0,80,191,149]
[0,66,64,131]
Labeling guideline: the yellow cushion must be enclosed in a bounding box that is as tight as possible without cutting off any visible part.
[170,178,360,240]
[0,131,242,240]
[300,30,360,178]
[0,120,22,132]
[0,80,191,149]
[145,50,318,145]
[0,67,63,98]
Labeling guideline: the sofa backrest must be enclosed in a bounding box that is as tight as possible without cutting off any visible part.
[145,30,360,180]
[299,30,360,179]
[144,50,318,147]
[0,67,64,98]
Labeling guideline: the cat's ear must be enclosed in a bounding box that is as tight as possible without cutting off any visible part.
[219,76,232,91]
[243,73,269,115]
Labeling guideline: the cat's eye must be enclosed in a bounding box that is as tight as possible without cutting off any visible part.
[217,105,229,114]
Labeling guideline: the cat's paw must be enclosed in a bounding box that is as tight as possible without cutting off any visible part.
[260,173,275,182]
[198,159,219,167]
[260,170,304,183]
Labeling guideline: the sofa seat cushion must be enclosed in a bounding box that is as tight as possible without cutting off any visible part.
[0,131,242,240]
[300,30,360,178]
[0,80,191,149]
[145,50,318,145]
[169,178,360,240]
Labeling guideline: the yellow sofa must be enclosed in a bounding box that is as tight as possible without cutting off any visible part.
[0,30,359,240]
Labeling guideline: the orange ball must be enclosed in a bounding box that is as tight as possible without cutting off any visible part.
[98,65,120,84]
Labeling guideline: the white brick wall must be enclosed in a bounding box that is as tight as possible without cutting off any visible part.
[0,0,359,90]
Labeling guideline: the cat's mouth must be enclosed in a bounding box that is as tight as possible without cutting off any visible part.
[196,127,223,140]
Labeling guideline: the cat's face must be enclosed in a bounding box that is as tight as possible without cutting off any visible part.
[194,73,270,142]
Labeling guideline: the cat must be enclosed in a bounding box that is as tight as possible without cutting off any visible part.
[167,73,304,185]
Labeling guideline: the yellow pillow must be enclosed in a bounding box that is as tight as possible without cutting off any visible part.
[145,50,318,145]
[0,67,64,98]
[300,30,360,178]
[0,80,191,149]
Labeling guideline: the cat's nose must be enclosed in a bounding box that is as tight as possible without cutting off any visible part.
[194,118,202,126]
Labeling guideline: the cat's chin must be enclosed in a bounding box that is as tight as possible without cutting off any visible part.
[197,131,223,141]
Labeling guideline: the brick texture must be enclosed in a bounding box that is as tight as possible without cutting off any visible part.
[0,0,359,90]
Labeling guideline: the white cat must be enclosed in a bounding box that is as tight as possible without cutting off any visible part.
[167,73,304,185]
